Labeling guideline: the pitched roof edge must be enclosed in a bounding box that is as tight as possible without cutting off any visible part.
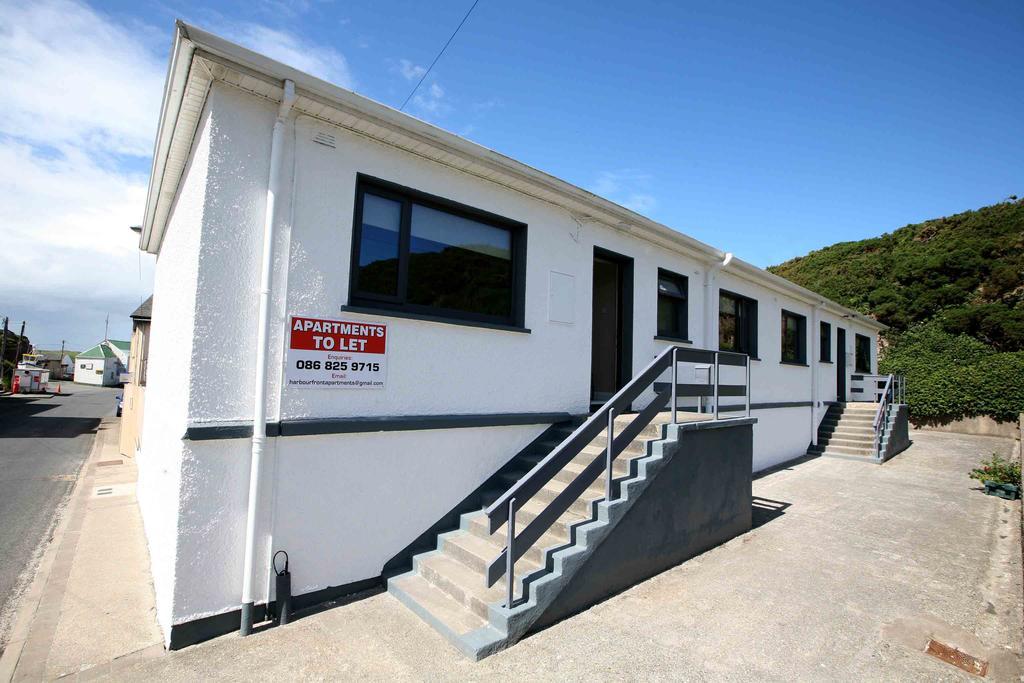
[141,21,886,332]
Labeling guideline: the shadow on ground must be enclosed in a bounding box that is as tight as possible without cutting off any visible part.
[751,496,791,528]
[0,397,99,439]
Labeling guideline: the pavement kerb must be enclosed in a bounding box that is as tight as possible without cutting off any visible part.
[0,417,112,682]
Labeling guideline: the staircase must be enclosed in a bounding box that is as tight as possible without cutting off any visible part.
[389,411,683,657]
[387,344,756,660]
[809,402,879,460]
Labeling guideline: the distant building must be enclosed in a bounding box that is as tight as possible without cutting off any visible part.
[107,339,131,367]
[36,350,74,379]
[120,296,152,456]
[74,340,129,386]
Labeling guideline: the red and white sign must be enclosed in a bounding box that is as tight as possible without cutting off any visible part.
[285,315,387,389]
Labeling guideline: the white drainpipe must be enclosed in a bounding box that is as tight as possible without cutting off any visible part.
[702,253,732,414]
[702,252,733,349]
[241,79,295,636]
[810,304,822,446]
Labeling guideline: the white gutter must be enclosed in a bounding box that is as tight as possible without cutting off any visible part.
[142,22,888,334]
[140,24,195,252]
[240,78,295,636]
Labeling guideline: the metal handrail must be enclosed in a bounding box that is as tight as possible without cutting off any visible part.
[483,344,750,600]
[872,374,895,457]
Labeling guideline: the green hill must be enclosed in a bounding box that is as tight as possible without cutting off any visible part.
[769,198,1024,423]
[768,198,1024,351]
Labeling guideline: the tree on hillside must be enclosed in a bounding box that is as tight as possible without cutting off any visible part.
[770,198,1024,422]
[769,198,1024,351]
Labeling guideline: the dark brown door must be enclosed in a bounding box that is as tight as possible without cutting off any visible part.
[591,256,622,402]
[836,327,847,401]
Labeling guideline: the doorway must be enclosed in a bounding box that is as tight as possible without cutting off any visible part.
[836,327,847,401]
[591,248,633,405]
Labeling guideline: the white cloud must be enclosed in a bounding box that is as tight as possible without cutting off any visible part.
[621,193,657,213]
[223,23,354,88]
[0,130,155,348]
[0,0,164,157]
[395,59,427,82]
[0,0,159,348]
[412,82,450,116]
[591,170,657,215]
[0,0,359,348]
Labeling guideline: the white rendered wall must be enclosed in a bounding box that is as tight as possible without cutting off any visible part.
[169,425,543,623]
[145,81,882,630]
[136,104,211,642]
[73,357,108,385]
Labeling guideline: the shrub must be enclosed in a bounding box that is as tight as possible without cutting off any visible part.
[969,453,1021,487]
[880,322,1024,423]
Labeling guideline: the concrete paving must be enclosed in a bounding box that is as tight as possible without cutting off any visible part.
[1,416,163,681]
[29,429,1024,680]
[0,385,119,657]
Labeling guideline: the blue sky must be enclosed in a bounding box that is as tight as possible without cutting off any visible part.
[1,0,1021,350]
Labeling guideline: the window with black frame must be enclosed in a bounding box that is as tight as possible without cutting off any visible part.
[350,178,525,327]
[819,321,832,362]
[781,310,807,364]
[719,290,757,356]
[656,269,688,340]
[855,333,872,373]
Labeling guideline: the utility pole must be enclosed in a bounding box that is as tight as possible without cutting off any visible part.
[104,314,109,342]
[0,317,8,389]
[12,321,25,381]
[59,339,66,380]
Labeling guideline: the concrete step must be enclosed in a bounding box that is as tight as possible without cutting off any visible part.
[389,573,487,637]
[416,552,513,620]
[820,424,875,436]
[390,412,674,654]
[840,402,880,411]
[463,511,570,564]
[817,442,874,457]
[818,435,874,449]
[553,447,632,485]
[534,473,610,517]
[589,432,647,455]
[441,530,542,576]
[810,447,879,461]
[824,413,874,424]
[465,496,580,544]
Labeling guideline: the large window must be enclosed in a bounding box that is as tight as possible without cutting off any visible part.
[350,177,526,326]
[656,269,688,340]
[781,310,807,364]
[855,333,872,373]
[719,290,758,356]
[820,321,832,362]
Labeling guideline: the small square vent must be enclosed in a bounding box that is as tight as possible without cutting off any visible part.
[312,130,337,148]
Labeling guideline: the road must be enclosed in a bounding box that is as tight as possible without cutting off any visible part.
[0,383,119,655]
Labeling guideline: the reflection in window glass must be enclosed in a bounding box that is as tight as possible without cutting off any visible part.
[356,194,402,296]
[407,203,513,317]
[719,291,757,356]
[855,334,872,373]
[719,293,738,351]
[657,271,688,339]
[820,321,831,362]
[781,311,804,363]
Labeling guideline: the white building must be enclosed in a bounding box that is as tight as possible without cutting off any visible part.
[74,340,128,386]
[136,23,890,652]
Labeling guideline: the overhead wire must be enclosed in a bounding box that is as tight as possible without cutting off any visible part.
[399,0,482,112]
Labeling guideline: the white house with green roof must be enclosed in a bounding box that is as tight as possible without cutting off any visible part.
[74,339,129,386]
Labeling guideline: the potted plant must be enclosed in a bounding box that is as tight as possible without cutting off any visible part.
[969,453,1022,500]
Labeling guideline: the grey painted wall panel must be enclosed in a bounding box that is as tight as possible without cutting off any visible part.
[532,423,753,630]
